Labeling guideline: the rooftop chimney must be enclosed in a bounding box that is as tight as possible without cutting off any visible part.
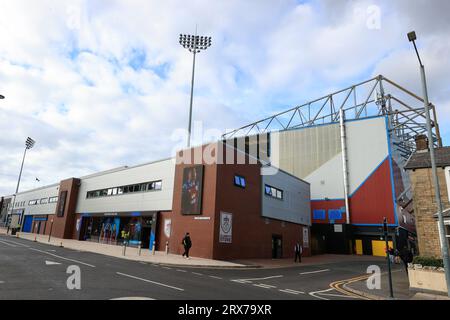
[415,134,428,152]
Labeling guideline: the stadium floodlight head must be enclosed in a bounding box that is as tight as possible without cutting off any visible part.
[25,137,35,150]
[179,31,212,147]
[407,31,417,42]
[179,33,212,53]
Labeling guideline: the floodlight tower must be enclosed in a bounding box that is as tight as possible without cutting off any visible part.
[179,31,212,147]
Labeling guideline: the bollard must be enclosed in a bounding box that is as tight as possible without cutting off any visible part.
[165,241,169,255]
[122,242,127,256]
[59,241,63,248]
[152,241,156,255]
[138,241,142,256]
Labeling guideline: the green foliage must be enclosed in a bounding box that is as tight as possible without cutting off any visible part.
[413,256,444,268]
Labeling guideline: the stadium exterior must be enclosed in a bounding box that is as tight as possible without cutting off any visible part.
[223,75,442,256]
[1,143,312,260]
[2,75,441,258]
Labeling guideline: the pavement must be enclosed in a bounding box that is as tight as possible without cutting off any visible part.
[1,227,386,269]
[1,229,448,300]
[0,233,398,300]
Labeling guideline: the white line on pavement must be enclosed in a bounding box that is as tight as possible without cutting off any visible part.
[116,272,184,291]
[209,276,222,280]
[308,288,334,300]
[300,269,330,275]
[256,284,277,288]
[0,240,17,247]
[232,275,283,282]
[162,266,172,270]
[176,269,187,273]
[0,281,4,284]
[192,272,203,276]
[319,292,361,299]
[279,289,305,294]
[28,248,96,268]
[0,239,30,247]
[253,284,273,289]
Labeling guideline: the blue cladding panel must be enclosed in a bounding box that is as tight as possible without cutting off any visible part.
[313,209,326,220]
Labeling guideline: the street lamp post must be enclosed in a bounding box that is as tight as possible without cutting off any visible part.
[9,137,35,233]
[179,31,212,147]
[408,31,450,297]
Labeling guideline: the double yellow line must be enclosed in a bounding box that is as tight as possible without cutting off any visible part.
[329,274,373,300]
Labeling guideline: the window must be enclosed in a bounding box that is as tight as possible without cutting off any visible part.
[264,184,283,200]
[40,198,48,204]
[48,196,58,203]
[313,209,326,220]
[28,199,38,205]
[86,180,163,199]
[234,175,246,188]
[328,209,343,220]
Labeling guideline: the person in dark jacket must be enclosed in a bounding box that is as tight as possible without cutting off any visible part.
[182,232,192,259]
[400,246,413,275]
[294,242,302,263]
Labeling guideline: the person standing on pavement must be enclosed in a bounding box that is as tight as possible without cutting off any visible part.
[294,242,302,263]
[182,232,192,259]
[400,246,413,275]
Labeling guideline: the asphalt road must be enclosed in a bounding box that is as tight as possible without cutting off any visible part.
[0,234,402,300]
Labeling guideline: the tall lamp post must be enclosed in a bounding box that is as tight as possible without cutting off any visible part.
[9,137,35,232]
[408,31,450,297]
[179,31,212,147]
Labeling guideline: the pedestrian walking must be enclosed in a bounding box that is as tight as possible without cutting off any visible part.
[400,246,413,275]
[182,232,192,259]
[294,242,302,263]
[388,247,395,264]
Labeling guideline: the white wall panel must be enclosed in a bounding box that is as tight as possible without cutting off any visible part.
[76,159,175,214]
[14,184,59,216]
[345,117,389,194]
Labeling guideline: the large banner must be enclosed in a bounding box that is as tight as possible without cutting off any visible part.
[181,165,204,215]
[219,212,232,243]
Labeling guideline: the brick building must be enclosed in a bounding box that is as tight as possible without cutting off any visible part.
[405,140,450,258]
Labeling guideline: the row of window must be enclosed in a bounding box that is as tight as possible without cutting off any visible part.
[264,184,284,200]
[12,196,58,208]
[28,196,58,206]
[313,209,343,220]
[86,180,162,199]
[234,174,285,201]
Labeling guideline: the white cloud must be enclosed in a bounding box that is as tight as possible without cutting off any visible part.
[1,0,450,196]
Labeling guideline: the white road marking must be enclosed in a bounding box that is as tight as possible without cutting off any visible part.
[0,240,17,247]
[256,283,277,288]
[0,281,4,284]
[0,239,30,247]
[192,272,203,276]
[319,292,361,299]
[209,276,222,280]
[45,260,62,266]
[176,269,187,273]
[300,269,330,275]
[110,297,155,300]
[279,289,305,295]
[308,288,334,300]
[116,272,184,291]
[162,266,172,270]
[232,275,283,283]
[28,248,96,268]
[253,284,273,289]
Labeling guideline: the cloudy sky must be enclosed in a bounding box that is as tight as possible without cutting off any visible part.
[1,0,449,195]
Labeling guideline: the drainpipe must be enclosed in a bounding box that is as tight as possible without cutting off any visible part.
[339,108,351,224]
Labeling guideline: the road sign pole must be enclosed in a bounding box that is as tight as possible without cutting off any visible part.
[383,217,394,298]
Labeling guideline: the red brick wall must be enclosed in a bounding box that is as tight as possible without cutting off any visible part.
[51,178,80,239]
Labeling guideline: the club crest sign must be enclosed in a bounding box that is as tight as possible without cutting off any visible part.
[164,219,172,238]
[219,212,232,243]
